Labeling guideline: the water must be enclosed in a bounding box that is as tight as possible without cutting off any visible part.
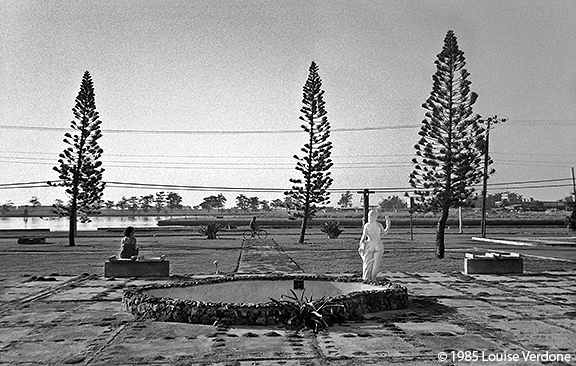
[0,216,173,231]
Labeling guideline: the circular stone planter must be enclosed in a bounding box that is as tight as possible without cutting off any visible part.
[123,274,408,326]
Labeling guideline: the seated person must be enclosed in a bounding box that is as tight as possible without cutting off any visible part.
[118,226,139,260]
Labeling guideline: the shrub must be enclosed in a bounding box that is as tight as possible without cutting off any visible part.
[320,221,343,239]
[270,289,343,333]
[198,222,221,239]
[566,208,576,233]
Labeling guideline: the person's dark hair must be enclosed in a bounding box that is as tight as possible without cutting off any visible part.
[123,226,135,236]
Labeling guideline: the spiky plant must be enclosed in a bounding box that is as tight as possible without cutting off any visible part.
[270,289,343,333]
[321,221,343,239]
[198,222,221,239]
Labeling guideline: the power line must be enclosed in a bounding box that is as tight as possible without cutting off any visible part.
[5,156,574,170]
[487,177,572,186]
[0,124,419,135]
[0,157,413,170]
[1,118,574,136]
[1,149,573,167]
[2,177,573,195]
[492,151,575,158]
[0,150,415,159]
[0,181,58,187]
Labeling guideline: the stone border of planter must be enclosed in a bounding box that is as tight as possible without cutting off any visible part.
[122,274,409,326]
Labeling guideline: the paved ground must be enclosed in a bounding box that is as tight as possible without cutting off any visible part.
[1,238,575,365]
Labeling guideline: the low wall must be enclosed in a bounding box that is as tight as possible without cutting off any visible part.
[123,274,409,326]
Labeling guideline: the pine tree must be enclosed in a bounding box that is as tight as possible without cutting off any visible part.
[337,191,353,208]
[286,61,334,244]
[409,31,486,258]
[50,71,105,246]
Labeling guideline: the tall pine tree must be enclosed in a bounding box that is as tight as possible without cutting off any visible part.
[409,31,486,258]
[286,61,334,244]
[50,71,106,246]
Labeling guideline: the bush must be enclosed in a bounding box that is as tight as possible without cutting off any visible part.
[198,222,221,239]
[566,209,576,233]
[320,221,343,239]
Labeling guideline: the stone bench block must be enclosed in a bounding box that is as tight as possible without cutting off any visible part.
[18,237,46,244]
[464,252,523,274]
[105,259,170,278]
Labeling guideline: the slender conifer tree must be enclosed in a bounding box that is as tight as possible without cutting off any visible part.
[286,62,334,244]
[50,71,105,246]
[409,31,486,258]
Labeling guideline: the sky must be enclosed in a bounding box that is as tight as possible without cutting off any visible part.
[1,0,575,208]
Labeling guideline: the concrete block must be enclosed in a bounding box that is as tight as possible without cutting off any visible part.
[104,259,169,278]
[464,252,523,275]
[18,237,46,244]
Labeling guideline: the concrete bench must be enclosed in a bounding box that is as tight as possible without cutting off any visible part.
[464,252,523,275]
[18,237,47,244]
[104,258,169,278]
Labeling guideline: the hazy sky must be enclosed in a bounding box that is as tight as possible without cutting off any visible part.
[1,0,575,208]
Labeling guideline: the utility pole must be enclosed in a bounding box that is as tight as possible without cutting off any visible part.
[357,189,375,224]
[480,115,506,238]
[407,196,415,240]
[572,167,576,210]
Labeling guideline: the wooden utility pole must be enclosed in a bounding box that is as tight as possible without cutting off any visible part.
[572,167,576,210]
[480,118,491,238]
[357,189,375,224]
[408,196,415,240]
[480,115,506,238]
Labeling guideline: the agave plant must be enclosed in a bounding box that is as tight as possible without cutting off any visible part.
[270,288,343,333]
[320,220,343,239]
[197,222,221,239]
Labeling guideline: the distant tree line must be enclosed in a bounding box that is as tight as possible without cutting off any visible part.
[195,194,296,212]
[102,191,183,214]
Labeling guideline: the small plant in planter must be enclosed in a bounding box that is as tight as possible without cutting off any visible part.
[566,208,576,234]
[320,221,343,239]
[270,289,343,333]
[198,222,221,239]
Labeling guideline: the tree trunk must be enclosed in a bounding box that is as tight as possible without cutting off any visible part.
[435,205,450,258]
[299,214,308,244]
[68,206,77,247]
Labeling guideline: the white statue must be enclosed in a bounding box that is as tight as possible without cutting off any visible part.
[358,210,390,281]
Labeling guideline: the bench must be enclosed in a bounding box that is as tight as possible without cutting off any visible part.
[104,257,169,278]
[464,252,523,275]
[18,237,47,244]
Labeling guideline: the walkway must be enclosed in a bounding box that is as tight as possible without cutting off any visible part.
[236,238,304,274]
[1,270,576,365]
[1,236,576,364]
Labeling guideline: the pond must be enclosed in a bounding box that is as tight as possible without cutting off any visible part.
[0,215,175,231]
[123,275,410,326]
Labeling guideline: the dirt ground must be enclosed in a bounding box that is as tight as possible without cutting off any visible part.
[1,226,574,280]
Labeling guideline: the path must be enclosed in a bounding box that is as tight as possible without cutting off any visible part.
[1,236,576,364]
[236,238,304,274]
[1,270,576,365]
